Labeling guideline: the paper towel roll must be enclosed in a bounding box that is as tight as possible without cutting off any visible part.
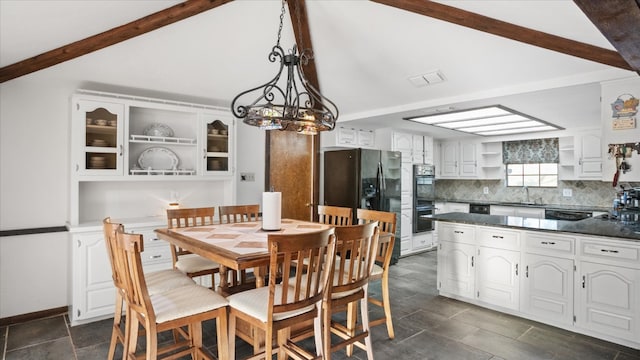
[262,192,282,230]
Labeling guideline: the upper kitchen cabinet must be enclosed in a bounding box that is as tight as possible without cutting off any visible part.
[479,142,503,180]
[558,130,603,180]
[320,126,375,149]
[438,140,478,178]
[73,100,125,176]
[71,91,235,180]
[202,111,234,176]
[601,77,640,183]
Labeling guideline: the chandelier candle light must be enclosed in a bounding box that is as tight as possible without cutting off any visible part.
[230,0,338,135]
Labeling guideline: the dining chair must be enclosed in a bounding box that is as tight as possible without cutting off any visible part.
[166,207,220,288]
[218,204,260,224]
[324,221,380,360]
[317,204,353,226]
[356,208,397,340]
[116,228,229,360]
[102,217,195,360]
[227,227,336,360]
[218,204,260,288]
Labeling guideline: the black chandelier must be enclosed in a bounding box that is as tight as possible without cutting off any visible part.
[230,0,338,135]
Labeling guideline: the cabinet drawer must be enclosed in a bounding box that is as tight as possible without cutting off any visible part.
[141,241,173,266]
[438,223,475,244]
[579,239,640,267]
[525,232,575,257]
[477,226,520,251]
[412,233,432,250]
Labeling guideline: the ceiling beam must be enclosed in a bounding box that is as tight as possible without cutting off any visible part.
[0,0,234,83]
[573,0,640,73]
[287,0,320,92]
[371,0,633,71]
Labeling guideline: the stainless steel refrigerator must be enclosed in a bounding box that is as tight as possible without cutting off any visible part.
[323,148,402,264]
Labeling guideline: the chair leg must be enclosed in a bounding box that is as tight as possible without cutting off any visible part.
[323,302,332,360]
[381,273,395,339]
[126,313,139,359]
[360,285,374,360]
[228,313,237,360]
[191,322,203,359]
[146,321,158,360]
[108,293,123,360]
[277,328,290,360]
[345,302,357,356]
[313,304,324,358]
[216,308,229,360]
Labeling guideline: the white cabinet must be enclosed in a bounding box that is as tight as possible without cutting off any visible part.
[72,92,235,179]
[321,126,376,148]
[73,100,126,176]
[438,241,476,299]
[576,237,640,343]
[576,133,603,178]
[202,111,234,175]
[438,141,477,178]
[476,246,520,310]
[475,226,521,310]
[521,232,577,326]
[559,131,603,180]
[437,223,476,298]
[70,220,173,326]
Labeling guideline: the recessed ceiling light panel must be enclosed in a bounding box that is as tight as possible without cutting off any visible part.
[404,105,563,136]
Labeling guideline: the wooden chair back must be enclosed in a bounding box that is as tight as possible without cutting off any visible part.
[166,207,216,261]
[332,222,380,296]
[103,217,126,291]
[267,228,336,324]
[356,208,397,266]
[219,204,260,223]
[318,205,352,226]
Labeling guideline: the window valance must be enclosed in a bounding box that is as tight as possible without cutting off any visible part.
[502,138,559,164]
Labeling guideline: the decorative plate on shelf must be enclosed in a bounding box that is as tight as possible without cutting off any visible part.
[138,147,179,170]
[143,123,174,137]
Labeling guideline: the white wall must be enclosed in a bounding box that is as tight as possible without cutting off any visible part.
[0,72,266,318]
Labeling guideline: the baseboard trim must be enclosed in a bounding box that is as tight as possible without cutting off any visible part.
[0,306,68,327]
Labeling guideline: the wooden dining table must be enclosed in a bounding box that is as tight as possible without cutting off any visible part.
[154,218,333,294]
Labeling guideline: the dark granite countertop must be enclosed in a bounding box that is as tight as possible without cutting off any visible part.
[434,199,610,213]
[430,212,640,242]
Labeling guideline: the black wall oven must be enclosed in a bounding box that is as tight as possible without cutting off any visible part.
[414,164,435,233]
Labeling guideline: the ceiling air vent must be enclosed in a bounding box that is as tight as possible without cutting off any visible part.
[408,70,446,87]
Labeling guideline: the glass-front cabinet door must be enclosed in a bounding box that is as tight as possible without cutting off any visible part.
[201,111,233,175]
[74,99,125,175]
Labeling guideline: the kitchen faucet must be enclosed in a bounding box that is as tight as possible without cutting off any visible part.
[523,186,530,203]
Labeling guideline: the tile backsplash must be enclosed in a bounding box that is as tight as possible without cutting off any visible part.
[435,179,639,209]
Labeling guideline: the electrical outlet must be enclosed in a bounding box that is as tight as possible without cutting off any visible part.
[240,172,255,182]
[563,188,572,197]
[483,187,489,195]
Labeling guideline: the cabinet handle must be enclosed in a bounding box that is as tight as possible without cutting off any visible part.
[541,241,556,245]
[455,161,458,168]
[203,148,207,159]
[454,230,464,234]
[515,263,519,276]
[118,145,123,156]
[76,164,79,172]
[150,254,162,259]
[582,275,585,288]
[492,235,504,239]
[149,237,160,241]
[578,157,583,165]
[600,249,619,253]
[471,256,474,267]
[525,265,529,278]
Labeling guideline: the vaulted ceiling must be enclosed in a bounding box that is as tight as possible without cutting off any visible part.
[1,0,638,139]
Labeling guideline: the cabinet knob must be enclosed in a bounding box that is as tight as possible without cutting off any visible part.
[150,254,162,259]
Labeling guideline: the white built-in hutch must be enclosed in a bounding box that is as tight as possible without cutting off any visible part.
[68,90,236,325]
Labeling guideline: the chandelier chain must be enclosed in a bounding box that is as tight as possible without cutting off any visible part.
[276,0,286,48]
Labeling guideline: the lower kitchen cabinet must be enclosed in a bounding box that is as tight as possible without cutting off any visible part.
[437,241,476,299]
[70,221,175,325]
[435,221,640,349]
[521,253,574,326]
[577,261,640,343]
[476,246,520,310]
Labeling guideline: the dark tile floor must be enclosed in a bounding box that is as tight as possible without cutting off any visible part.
[2,251,639,359]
